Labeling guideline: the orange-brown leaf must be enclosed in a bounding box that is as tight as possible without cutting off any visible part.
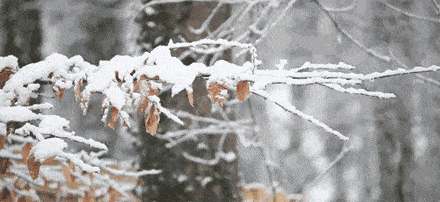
[56,88,65,100]
[133,80,140,92]
[107,107,119,130]
[149,89,160,96]
[76,80,82,100]
[6,121,14,136]
[43,157,56,165]
[115,71,122,83]
[0,187,13,202]
[187,91,194,107]
[22,142,33,163]
[0,67,13,89]
[0,158,12,174]
[208,82,228,105]
[69,160,75,171]
[0,136,5,150]
[108,186,117,202]
[26,155,41,180]
[137,96,149,114]
[145,105,160,135]
[237,81,250,102]
[61,165,75,183]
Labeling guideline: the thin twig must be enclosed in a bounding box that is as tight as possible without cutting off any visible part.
[303,142,353,188]
[383,2,440,23]
[313,0,391,62]
[251,90,349,141]
[389,48,440,88]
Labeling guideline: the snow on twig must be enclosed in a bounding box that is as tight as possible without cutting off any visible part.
[251,90,349,141]
[322,84,395,98]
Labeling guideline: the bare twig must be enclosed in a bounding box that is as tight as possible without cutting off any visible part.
[313,0,391,62]
[304,142,353,188]
[383,2,440,23]
[251,90,350,141]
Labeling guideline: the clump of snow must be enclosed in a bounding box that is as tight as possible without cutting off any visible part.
[39,115,70,130]
[0,106,40,122]
[31,138,68,162]
[0,55,18,71]
[275,59,288,70]
[104,83,126,110]
[222,151,236,162]
[0,123,5,136]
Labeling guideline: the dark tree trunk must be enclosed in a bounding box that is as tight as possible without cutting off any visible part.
[135,2,239,201]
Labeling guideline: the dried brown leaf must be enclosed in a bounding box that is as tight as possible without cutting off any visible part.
[76,80,82,100]
[137,96,149,114]
[69,160,75,170]
[115,71,122,83]
[0,67,13,89]
[43,157,56,165]
[133,80,140,92]
[208,82,228,105]
[107,107,119,130]
[145,105,160,135]
[187,91,194,107]
[6,121,14,136]
[0,136,5,150]
[61,165,75,183]
[237,81,250,102]
[56,88,65,100]
[26,155,41,180]
[0,158,12,174]
[108,186,117,202]
[22,142,32,163]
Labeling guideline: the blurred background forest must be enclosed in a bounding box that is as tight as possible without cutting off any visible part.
[2,0,440,201]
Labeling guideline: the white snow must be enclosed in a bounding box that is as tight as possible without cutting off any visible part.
[0,55,18,71]
[39,115,70,130]
[31,138,68,162]
[0,106,40,122]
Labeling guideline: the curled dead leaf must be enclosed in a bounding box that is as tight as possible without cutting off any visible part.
[26,155,41,180]
[145,104,160,135]
[237,81,250,102]
[107,107,119,130]
[115,71,122,83]
[75,80,83,100]
[187,91,194,107]
[0,67,13,89]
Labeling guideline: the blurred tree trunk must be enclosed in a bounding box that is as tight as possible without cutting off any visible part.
[0,0,41,66]
[135,2,239,201]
